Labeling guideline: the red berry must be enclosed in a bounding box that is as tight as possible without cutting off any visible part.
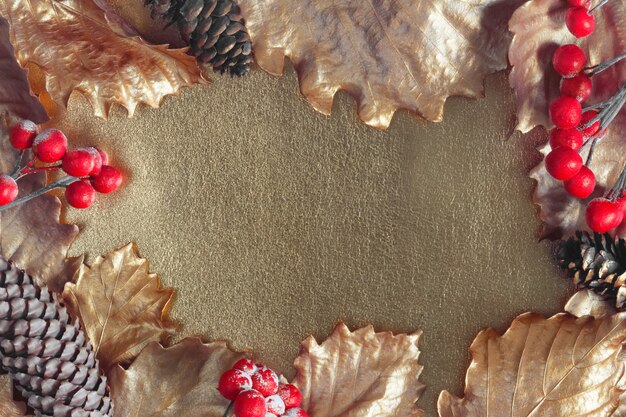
[0,175,18,206]
[550,96,582,129]
[90,165,123,194]
[277,384,302,409]
[579,110,600,137]
[560,74,592,102]
[549,128,583,150]
[65,180,96,209]
[233,390,267,417]
[283,408,309,417]
[545,146,583,180]
[9,120,38,149]
[586,198,622,233]
[566,7,595,38]
[86,147,104,176]
[33,129,68,163]
[564,166,596,198]
[62,148,96,177]
[567,0,589,6]
[218,369,252,400]
[251,367,279,397]
[266,395,286,416]
[233,358,258,375]
[552,44,587,77]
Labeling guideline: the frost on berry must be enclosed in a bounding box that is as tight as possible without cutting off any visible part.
[265,395,286,416]
[233,358,258,375]
[251,367,279,397]
[9,120,38,149]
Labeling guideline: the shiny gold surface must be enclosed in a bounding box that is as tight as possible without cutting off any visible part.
[51,69,568,416]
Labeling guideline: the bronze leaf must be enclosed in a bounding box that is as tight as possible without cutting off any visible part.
[0,374,25,417]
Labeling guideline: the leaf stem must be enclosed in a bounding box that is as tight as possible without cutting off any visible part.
[0,176,77,212]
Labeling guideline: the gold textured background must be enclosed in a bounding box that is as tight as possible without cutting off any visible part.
[49,68,569,416]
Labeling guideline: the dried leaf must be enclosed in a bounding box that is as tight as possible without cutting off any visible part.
[0,124,78,291]
[62,243,176,371]
[509,0,626,238]
[0,374,25,417]
[109,339,243,417]
[565,289,617,319]
[0,18,47,124]
[438,312,626,417]
[0,0,206,118]
[239,0,524,129]
[293,323,424,417]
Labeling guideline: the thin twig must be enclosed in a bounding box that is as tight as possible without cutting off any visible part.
[0,176,77,212]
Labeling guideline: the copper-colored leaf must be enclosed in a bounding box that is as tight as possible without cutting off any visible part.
[565,289,617,319]
[0,374,25,417]
[62,243,176,370]
[0,0,206,118]
[109,339,243,417]
[293,323,424,417]
[438,312,626,417]
[0,18,46,123]
[509,0,626,238]
[239,0,524,129]
[0,124,78,291]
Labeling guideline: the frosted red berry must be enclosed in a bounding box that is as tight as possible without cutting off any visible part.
[545,146,583,180]
[65,180,96,209]
[552,44,587,77]
[9,120,38,149]
[251,367,279,397]
[90,165,123,194]
[586,198,622,232]
[62,148,96,178]
[86,147,104,176]
[566,7,595,38]
[0,175,18,206]
[277,384,302,409]
[233,390,267,417]
[549,96,582,129]
[265,395,286,416]
[218,369,252,400]
[564,166,596,198]
[282,408,309,417]
[33,129,68,163]
[549,128,583,150]
[233,358,258,375]
[560,74,592,102]
[579,110,600,137]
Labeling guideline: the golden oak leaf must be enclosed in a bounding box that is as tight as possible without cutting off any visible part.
[109,339,244,417]
[293,323,424,417]
[238,0,525,129]
[0,374,25,417]
[0,123,79,291]
[62,243,176,371]
[438,312,626,417]
[509,0,626,238]
[0,0,206,119]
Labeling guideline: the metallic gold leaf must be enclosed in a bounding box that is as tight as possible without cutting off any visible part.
[109,339,243,417]
[0,374,25,417]
[62,243,176,371]
[438,312,626,417]
[0,0,206,118]
[0,18,46,124]
[293,323,424,417]
[509,0,626,238]
[0,124,79,291]
[238,0,525,129]
[565,289,617,319]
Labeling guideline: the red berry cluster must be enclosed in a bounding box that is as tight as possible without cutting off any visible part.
[218,358,308,417]
[0,120,123,210]
[545,0,626,233]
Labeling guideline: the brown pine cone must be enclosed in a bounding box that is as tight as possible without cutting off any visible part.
[0,258,112,417]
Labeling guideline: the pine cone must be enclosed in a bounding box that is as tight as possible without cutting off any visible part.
[558,231,626,308]
[146,0,253,76]
[0,258,113,417]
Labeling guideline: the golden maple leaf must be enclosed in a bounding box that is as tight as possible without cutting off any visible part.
[509,0,626,238]
[438,312,626,417]
[238,0,525,129]
[293,323,424,417]
[0,0,206,119]
[0,374,25,417]
[109,339,244,416]
[62,243,176,371]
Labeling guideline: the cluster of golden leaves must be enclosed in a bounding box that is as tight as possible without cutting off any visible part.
[509,0,626,238]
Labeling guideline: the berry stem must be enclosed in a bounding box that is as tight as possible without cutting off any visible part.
[606,164,626,201]
[582,82,626,129]
[589,0,609,13]
[0,176,78,212]
[585,136,599,166]
[16,164,61,180]
[586,52,626,77]
[9,151,24,177]
[222,401,233,417]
